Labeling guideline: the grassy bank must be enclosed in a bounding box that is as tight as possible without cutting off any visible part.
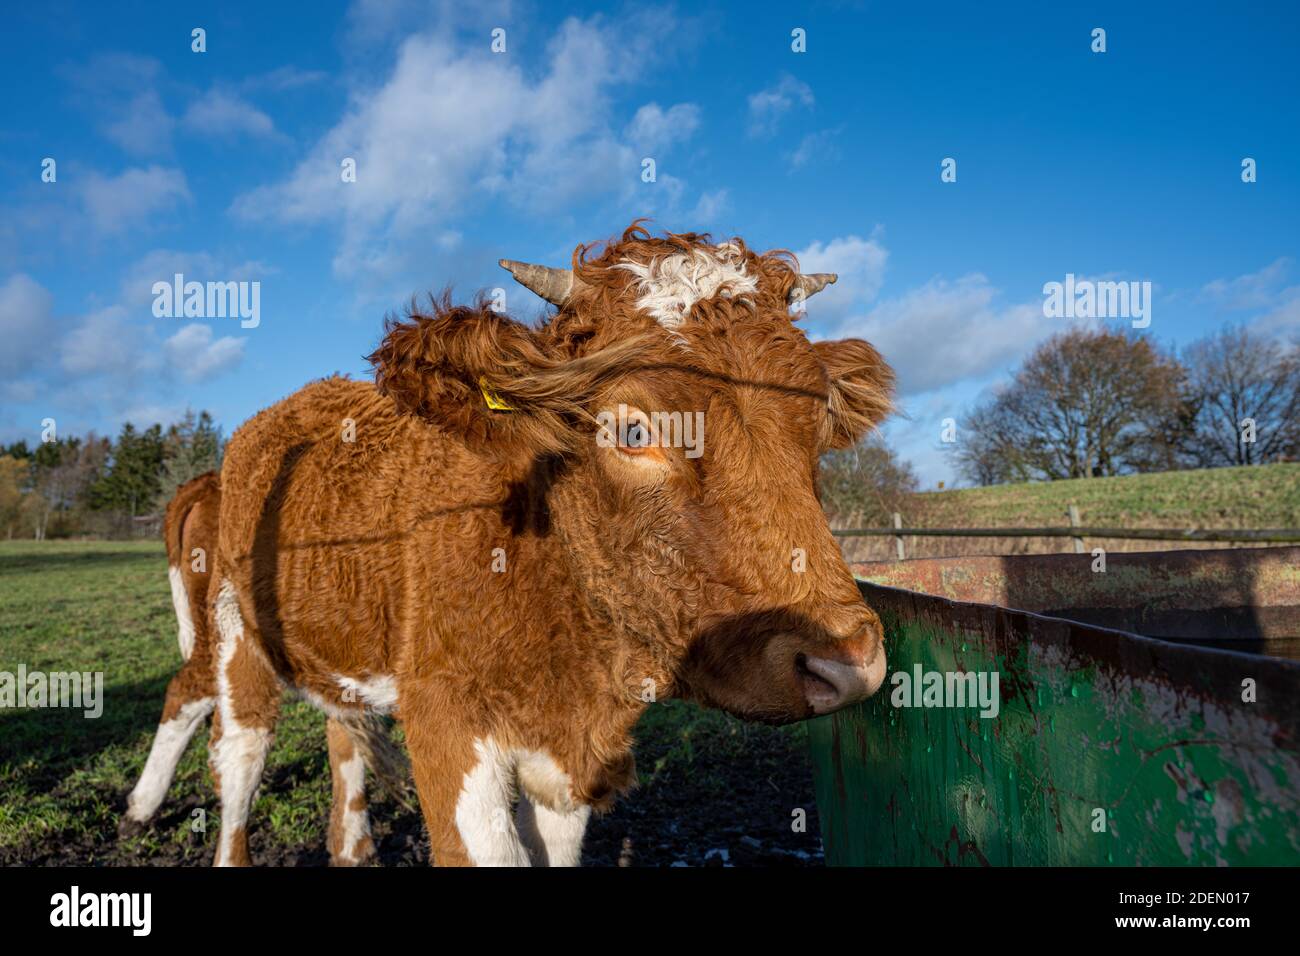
[837,463,1300,561]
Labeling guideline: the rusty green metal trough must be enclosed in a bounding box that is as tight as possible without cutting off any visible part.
[808,547,1300,866]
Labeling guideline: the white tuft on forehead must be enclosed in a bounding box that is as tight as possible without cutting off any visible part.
[615,242,759,329]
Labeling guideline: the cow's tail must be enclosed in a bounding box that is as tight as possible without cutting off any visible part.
[161,471,220,661]
[337,714,416,811]
[162,471,219,567]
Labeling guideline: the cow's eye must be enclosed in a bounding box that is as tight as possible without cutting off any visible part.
[602,406,667,465]
[624,422,651,448]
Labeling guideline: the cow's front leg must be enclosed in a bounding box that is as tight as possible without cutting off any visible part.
[516,795,591,867]
[404,710,530,867]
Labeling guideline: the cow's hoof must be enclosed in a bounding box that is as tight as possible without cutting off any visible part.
[328,837,377,867]
[118,815,148,839]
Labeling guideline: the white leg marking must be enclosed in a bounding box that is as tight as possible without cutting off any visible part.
[125,697,215,822]
[168,566,196,661]
[516,796,591,867]
[212,579,273,867]
[516,749,589,867]
[333,752,373,864]
[454,737,531,867]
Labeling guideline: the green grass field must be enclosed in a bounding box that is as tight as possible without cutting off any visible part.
[917,462,1300,528]
[840,462,1300,561]
[0,540,342,864]
[0,540,819,866]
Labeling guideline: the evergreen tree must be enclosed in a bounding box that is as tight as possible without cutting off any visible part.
[154,409,224,511]
[91,422,166,517]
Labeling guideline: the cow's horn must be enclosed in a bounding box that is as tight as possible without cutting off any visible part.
[498,259,579,306]
[790,273,838,302]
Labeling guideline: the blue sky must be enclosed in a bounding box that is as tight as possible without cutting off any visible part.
[2,0,1297,487]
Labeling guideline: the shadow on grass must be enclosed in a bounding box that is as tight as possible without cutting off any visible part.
[0,675,172,791]
[0,676,353,866]
[0,548,163,578]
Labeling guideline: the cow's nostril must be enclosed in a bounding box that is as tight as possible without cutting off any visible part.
[799,655,859,714]
[798,645,887,716]
[795,653,839,708]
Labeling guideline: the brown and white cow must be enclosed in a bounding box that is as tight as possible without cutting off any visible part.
[121,472,398,865]
[120,473,223,836]
[207,224,893,866]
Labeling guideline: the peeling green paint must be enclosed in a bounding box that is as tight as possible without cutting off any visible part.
[809,566,1300,866]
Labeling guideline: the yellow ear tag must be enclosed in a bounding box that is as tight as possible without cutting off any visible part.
[478,377,514,411]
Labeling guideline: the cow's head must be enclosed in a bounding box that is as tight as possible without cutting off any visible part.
[369,224,892,723]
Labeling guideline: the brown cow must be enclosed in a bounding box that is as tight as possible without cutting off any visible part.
[208,224,893,866]
[121,472,399,865]
[120,473,222,834]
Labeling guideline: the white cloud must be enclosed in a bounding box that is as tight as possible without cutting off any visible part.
[798,234,1052,394]
[103,89,176,155]
[233,15,694,290]
[690,189,730,225]
[119,250,224,307]
[1257,289,1300,336]
[77,166,191,234]
[747,75,814,137]
[63,53,175,156]
[796,234,1052,398]
[60,306,156,378]
[790,128,840,169]
[10,262,245,419]
[624,102,701,153]
[242,66,330,92]
[343,0,516,51]
[119,402,189,430]
[795,235,889,323]
[1201,258,1291,310]
[0,274,54,378]
[59,307,244,388]
[182,89,278,139]
[163,323,246,382]
[880,400,964,491]
[835,275,1049,395]
[119,249,272,308]
[1199,258,1300,338]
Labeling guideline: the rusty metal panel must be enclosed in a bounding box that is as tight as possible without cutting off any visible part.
[850,547,1300,657]
[809,582,1300,866]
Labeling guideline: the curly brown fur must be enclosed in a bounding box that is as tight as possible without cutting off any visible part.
[125,472,409,864]
[208,222,894,867]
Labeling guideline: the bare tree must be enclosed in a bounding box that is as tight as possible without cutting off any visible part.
[951,393,1037,485]
[0,456,29,539]
[30,435,108,539]
[819,435,919,524]
[1183,327,1299,466]
[953,327,1187,484]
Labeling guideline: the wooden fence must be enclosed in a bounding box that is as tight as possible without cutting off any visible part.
[832,506,1300,560]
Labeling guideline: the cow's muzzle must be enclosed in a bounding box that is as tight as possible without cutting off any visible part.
[795,641,887,715]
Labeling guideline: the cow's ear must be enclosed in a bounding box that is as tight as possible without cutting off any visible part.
[368,301,651,452]
[368,304,559,447]
[813,338,895,450]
